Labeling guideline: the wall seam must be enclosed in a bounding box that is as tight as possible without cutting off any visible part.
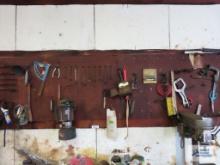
[14,6,17,165]
[168,5,171,49]
[93,5,96,50]
[14,6,17,50]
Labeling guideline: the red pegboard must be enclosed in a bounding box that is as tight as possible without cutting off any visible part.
[0,50,219,129]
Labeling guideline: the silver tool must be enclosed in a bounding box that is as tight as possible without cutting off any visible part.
[196,104,202,115]
[174,78,190,108]
[1,107,12,125]
[208,66,219,113]
[52,67,61,78]
[203,126,220,143]
[52,66,61,100]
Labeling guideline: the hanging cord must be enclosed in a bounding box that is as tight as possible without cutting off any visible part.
[95,128,98,161]
[3,129,6,147]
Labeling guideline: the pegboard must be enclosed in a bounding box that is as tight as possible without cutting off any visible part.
[0,50,220,129]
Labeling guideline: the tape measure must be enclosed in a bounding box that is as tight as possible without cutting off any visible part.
[166,97,176,116]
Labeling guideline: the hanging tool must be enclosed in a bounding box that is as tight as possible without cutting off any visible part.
[103,90,107,109]
[117,68,132,96]
[52,66,61,99]
[13,105,29,126]
[50,66,61,113]
[52,66,61,79]
[25,69,33,122]
[208,65,220,113]
[58,99,76,140]
[156,72,174,117]
[131,73,138,90]
[177,112,214,147]
[0,106,12,125]
[156,73,172,97]
[171,70,177,114]
[33,61,51,96]
[117,66,131,138]
[125,95,129,139]
[122,65,130,139]
[196,104,202,115]
[174,78,190,108]
[11,65,26,76]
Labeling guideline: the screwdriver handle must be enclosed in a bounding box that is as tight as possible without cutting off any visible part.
[117,68,124,82]
[123,65,127,81]
[38,81,45,96]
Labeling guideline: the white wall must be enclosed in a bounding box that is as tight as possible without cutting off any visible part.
[0,5,220,165]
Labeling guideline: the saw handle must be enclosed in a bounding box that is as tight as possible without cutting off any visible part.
[38,81,45,96]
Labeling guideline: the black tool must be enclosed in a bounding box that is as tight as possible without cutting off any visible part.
[131,73,138,90]
[11,65,26,76]
[57,99,76,140]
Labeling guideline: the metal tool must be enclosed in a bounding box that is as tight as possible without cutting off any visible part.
[52,67,61,78]
[178,112,214,147]
[58,99,76,140]
[0,106,12,125]
[208,65,220,113]
[117,67,132,96]
[171,71,177,112]
[203,126,220,144]
[103,90,107,109]
[196,104,202,115]
[122,66,130,139]
[33,61,51,96]
[52,67,61,100]
[131,73,138,90]
[174,78,190,108]
[16,148,56,165]
[125,96,129,139]
[13,105,29,126]
[25,69,33,122]
[51,66,61,116]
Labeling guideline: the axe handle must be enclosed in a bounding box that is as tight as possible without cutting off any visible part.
[38,81,45,96]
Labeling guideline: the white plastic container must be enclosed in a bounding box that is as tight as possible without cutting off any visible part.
[106,108,118,140]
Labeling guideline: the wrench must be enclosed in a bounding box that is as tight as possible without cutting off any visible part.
[174,78,190,108]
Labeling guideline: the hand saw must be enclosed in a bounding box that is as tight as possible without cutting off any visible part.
[33,61,51,96]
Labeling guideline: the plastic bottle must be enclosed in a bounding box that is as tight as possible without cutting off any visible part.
[106,108,117,140]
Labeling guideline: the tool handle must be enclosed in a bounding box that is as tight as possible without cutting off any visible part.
[27,84,33,122]
[117,68,124,82]
[58,84,61,100]
[124,97,129,139]
[123,65,127,81]
[38,81,45,96]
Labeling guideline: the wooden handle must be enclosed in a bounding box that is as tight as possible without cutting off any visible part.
[28,84,33,122]
[38,81,45,96]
